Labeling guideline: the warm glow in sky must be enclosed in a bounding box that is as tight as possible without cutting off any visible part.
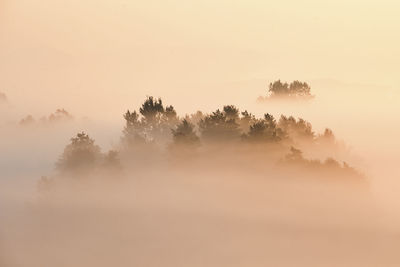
[2,5,400,265]
[1,0,399,116]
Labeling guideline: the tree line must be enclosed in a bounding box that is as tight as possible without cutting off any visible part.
[51,96,362,180]
[258,80,314,101]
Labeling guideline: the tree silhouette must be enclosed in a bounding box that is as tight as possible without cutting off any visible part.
[239,110,256,134]
[171,119,200,147]
[289,81,311,97]
[122,110,145,145]
[48,109,73,122]
[269,80,290,96]
[139,96,164,123]
[41,96,362,182]
[223,105,240,121]
[199,108,241,142]
[161,105,180,132]
[285,146,303,161]
[185,111,204,132]
[56,132,102,173]
[316,128,336,146]
[280,146,362,179]
[278,115,314,143]
[264,80,313,100]
[243,113,282,142]
[164,105,177,117]
[122,97,179,144]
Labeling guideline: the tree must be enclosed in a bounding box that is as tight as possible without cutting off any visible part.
[285,146,303,161]
[243,113,282,143]
[223,105,240,121]
[278,115,314,143]
[269,80,290,96]
[48,109,73,122]
[122,97,179,145]
[316,128,335,146]
[171,119,200,147]
[266,80,313,99]
[122,110,145,145]
[289,81,311,97]
[198,109,241,142]
[56,132,102,173]
[239,110,256,134]
[161,105,180,130]
[164,105,178,121]
[184,111,204,134]
[139,96,164,123]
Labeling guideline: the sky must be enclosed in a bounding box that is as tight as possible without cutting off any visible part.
[1,0,400,117]
[1,3,400,263]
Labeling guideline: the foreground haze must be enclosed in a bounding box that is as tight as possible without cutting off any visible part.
[1,1,400,266]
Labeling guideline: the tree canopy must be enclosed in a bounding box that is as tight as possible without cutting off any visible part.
[56,132,102,173]
[122,96,179,145]
[258,80,314,101]
[171,119,200,147]
[198,108,241,142]
[49,96,362,181]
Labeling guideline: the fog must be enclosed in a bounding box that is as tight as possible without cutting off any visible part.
[2,0,400,266]
[1,89,400,266]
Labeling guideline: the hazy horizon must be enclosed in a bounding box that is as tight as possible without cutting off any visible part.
[1,0,400,115]
[1,1,400,266]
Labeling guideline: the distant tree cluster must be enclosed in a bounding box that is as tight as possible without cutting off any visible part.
[258,80,314,101]
[122,97,179,145]
[280,147,363,180]
[171,119,200,148]
[56,132,120,175]
[19,109,73,126]
[52,96,359,180]
[48,109,73,122]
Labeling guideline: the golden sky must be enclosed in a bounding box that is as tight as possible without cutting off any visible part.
[1,1,400,226]
[1,0,399,115]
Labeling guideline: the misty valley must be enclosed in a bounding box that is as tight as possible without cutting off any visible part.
[1,1,400,264]
[2,92,398,267]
